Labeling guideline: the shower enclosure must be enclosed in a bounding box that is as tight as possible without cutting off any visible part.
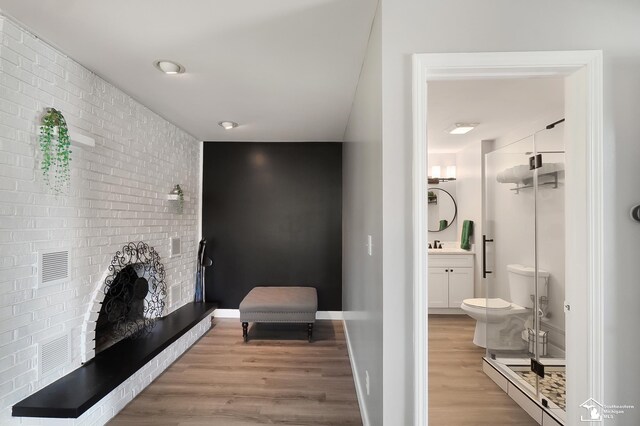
[483,121,566,423]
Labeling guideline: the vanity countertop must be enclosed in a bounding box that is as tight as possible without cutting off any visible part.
[428,248,474,255]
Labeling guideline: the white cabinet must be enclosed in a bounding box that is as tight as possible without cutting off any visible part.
[428,267,449,308]
[428,254,474,308]
[448,268,474,307]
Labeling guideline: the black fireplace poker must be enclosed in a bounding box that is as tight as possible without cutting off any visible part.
[195,239,212,302]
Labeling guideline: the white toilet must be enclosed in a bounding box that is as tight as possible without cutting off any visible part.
[461,264,549,348]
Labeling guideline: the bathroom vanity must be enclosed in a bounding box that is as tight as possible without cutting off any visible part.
[428,249,474,310]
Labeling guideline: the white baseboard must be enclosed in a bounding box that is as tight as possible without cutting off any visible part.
[212,308,240,318]
[213,309,344,320]
[343,320,370,426]
[428,308,466,315]
[316,311,344,320]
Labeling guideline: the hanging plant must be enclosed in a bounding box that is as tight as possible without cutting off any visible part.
[428,191,438,204]
[39,108,71,194]
[176,185,184,213]
[170,184,184,214]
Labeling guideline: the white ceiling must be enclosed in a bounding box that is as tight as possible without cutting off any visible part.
[0,0,378,141]
[427,78,565,153]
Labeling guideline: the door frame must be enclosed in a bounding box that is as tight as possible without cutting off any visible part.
[412,51,603,425]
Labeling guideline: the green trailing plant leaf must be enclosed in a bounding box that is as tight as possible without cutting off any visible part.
[175,184,184,214]
[39,108,72,194]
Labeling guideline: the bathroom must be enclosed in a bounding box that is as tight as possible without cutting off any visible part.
[427,77,567,424]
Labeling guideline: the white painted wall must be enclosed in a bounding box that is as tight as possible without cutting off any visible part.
[381,0,640,424]
[0,17,200,424]
[342,4,382,425]
[455,141,485,296]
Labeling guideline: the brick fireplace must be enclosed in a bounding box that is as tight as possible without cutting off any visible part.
[81,242,168,362]
[0,15,202,426]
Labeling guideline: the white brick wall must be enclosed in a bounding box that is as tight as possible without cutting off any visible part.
[0,17,202,424]
[18,316,212,426]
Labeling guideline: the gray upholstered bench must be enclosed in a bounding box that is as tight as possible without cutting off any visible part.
[239,286,318,342]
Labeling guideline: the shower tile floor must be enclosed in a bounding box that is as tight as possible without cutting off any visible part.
[516,370,566,410]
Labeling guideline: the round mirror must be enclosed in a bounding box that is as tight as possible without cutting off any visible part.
[428,187,457,232]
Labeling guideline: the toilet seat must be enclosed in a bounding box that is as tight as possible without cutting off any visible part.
[463,298,512,310]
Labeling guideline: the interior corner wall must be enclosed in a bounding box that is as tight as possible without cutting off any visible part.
[381,0,640,423]
[342,3,382,425]
[0,17,200,424]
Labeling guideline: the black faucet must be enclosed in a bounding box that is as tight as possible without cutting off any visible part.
[433,240,441,249]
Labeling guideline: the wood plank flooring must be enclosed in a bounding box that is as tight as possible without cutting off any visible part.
[109,319,362,426]
[110,314,535,425]
[429,315,537,425]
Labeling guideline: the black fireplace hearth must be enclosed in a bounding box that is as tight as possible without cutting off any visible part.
[13,302,217,419]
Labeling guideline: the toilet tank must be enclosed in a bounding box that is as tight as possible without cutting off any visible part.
[507,264,549,308]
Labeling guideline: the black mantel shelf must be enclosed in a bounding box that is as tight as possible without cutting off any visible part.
[13,302,217,418]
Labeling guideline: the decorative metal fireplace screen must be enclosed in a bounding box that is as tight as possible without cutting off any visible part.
[95,242,166,352]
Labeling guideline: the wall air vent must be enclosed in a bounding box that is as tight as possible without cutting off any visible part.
[170,237,181,257]
[39,333,70,379]
[38,249,70,287]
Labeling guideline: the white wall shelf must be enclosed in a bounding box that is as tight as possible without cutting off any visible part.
[39,125,95,147]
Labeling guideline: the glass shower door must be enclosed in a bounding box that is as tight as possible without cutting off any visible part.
[530,122,567,418]
[483,122,567,420]
[484,136,537,351]
[484,135,538,400]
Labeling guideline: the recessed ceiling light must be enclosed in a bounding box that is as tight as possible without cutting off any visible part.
[153,60,185,74]
[218,121,239,130]
[447,123,478,135]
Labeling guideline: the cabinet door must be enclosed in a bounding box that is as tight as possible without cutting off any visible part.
[428,267,449,308]
[448,268,474,308]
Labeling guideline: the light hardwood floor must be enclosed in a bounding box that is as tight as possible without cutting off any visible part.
[429,314,538,425]
[110,319,362,426]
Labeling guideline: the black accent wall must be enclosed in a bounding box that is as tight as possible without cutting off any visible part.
[202,142,342,310]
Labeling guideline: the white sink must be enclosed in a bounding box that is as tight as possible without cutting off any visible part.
[428,248,474,255]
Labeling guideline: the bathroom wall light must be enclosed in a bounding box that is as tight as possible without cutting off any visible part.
[218,121,239,130]
[447,123,478,135]
[446,165,457,179]
[153,60,185,74]
[428,165,456,183]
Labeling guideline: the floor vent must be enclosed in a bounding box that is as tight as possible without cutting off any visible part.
[38,249,70,287]
[39,333,70,379]
[170,237,181,257]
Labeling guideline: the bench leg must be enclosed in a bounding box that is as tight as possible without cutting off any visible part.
[308,323,313,342]
[242,322,248,342]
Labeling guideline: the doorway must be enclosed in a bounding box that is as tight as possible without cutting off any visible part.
[412,51,603,425]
